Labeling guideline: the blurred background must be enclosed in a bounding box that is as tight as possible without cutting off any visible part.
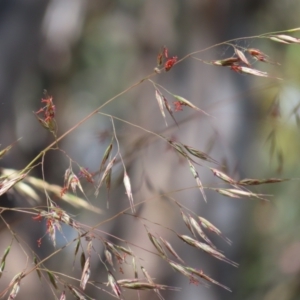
[1,0,300,299]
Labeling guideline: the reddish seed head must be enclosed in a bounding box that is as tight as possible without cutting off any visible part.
[78,168,94,183]
[35,93,57,134]
[32,214,43,222]
[256,55,265,62]
[174,101,183,111]
[37,238,42,248]
[248,48,262,56]
[247,48,268,62]
[165,56,178,71]
[230,64,242,73]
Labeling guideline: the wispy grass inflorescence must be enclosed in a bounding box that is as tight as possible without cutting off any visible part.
[1,27,300,299]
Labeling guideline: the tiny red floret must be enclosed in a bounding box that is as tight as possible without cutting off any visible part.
[165,56,178,71]
[174,101,183,111]
[37,238,42,247]
[230,64,242,73]
[32,214,43,222]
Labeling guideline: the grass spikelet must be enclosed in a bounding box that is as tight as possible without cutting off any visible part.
[59,291,66,300]
[185,267,232,292]
[68,285,87,300]
[8,273,24,300]
[0,139,20,159]
[155,89,168,126]
[184,144,219,164]
[99,142,113,175]
[237,177,288,186]
[105,242,125,263]
[216,188,269,201]
[148,232,167,258]
[0,171,27,197]
[47,271,58,289]
[95,157,116,196]
[177,234,238,267]
[173,95,211,116]
[270,34,300,44]
[169,260,197,281]
[123,171,135,213]
[108,271,122,298]
[160,237,185,263]
[0,246,10,279]
[234,48,250,67]
[210,168,237,186]
[141,266,164,300]
[188,159,207,202]
[80,257,90,290]
[189,216,216,249]
[181,210,195,237]
[212,57,240,66]
[198,217,232,245]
